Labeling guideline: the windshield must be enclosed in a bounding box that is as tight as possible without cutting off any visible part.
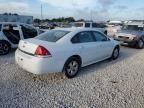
[35,30,70,42]
[74,23,83,27]
[122,25,143,31]
[0,24,2,31]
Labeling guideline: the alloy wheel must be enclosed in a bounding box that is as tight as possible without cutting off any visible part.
[0,42,10,55]
[138,39,144,49]
[113,48,119,58]
[66,60,79,76]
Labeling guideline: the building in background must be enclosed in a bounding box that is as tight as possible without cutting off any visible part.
[0,14,33,24]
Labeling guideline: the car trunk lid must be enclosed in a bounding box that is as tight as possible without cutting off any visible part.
[18,38,55,56]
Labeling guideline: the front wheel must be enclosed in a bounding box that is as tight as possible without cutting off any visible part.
[111,47,120,60]
[64,57,80,78]
[136,39,144,49]
[0,41,11,55]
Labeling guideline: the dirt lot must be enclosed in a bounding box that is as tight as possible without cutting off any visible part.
[0,46,144,108]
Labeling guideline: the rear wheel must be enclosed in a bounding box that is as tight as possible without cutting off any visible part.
[0,41,11,55]
[64,57,80,78]
[136,39,144,49]
[111,47,119,60]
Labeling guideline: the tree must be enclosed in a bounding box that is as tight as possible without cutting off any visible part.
[65,17,75,22]
[3,13,8,15]
[13,13,18,16]
[3,13,19,15]
[76,19,85,22]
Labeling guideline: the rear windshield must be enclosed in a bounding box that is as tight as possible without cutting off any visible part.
[35,30,70,42]
[0,24,2,31]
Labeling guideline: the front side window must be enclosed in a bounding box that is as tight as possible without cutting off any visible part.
[21,25,38,39]
[71,31,95,43]
[93,31,108,41]
[85,23,90,27]
[35,30,70,42]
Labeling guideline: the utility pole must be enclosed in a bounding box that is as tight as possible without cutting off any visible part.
[90,10,93,21]
[41,4,43,20]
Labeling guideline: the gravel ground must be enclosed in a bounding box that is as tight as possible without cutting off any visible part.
[0,46,144,108]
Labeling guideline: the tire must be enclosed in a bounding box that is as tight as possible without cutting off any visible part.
[64,57,81,78]
[0,41,11,55]
[111,46,119,60]
[136,39,144,49]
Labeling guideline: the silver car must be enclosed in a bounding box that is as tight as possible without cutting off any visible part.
[0,22,42,55]
[114,23,144,49]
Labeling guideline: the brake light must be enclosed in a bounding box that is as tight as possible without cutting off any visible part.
[35,45,51,56]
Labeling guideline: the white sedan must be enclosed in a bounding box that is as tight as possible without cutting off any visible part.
[15,28,120,78]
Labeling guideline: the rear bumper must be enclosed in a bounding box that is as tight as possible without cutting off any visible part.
[15,49,64,75]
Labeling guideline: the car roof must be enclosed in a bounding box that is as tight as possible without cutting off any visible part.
[54,27,101,32]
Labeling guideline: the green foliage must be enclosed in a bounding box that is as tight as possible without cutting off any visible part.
[34,17,76,23]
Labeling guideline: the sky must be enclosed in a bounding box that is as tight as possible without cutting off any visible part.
[0,0,144,21]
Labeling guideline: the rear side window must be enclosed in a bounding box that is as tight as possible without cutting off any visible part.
[71,31,95,43]
[0,24,2,31]
[35,30,70,42]
[85,23,90,27]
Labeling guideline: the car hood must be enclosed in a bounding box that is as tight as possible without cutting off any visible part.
[116,30,143,37]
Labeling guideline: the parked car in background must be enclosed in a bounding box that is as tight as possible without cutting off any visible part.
[107,21,123,37]
[15,28,120,78]
[72,21,108,35]
[114,21,144,49]
[0,22,42,55]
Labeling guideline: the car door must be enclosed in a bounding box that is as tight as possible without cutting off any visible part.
[20,24,38,39]
[71,31,99,65]
[2,24,21,44]
[92,31,113,60]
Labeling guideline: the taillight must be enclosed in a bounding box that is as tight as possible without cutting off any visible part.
[35,45,51,57]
